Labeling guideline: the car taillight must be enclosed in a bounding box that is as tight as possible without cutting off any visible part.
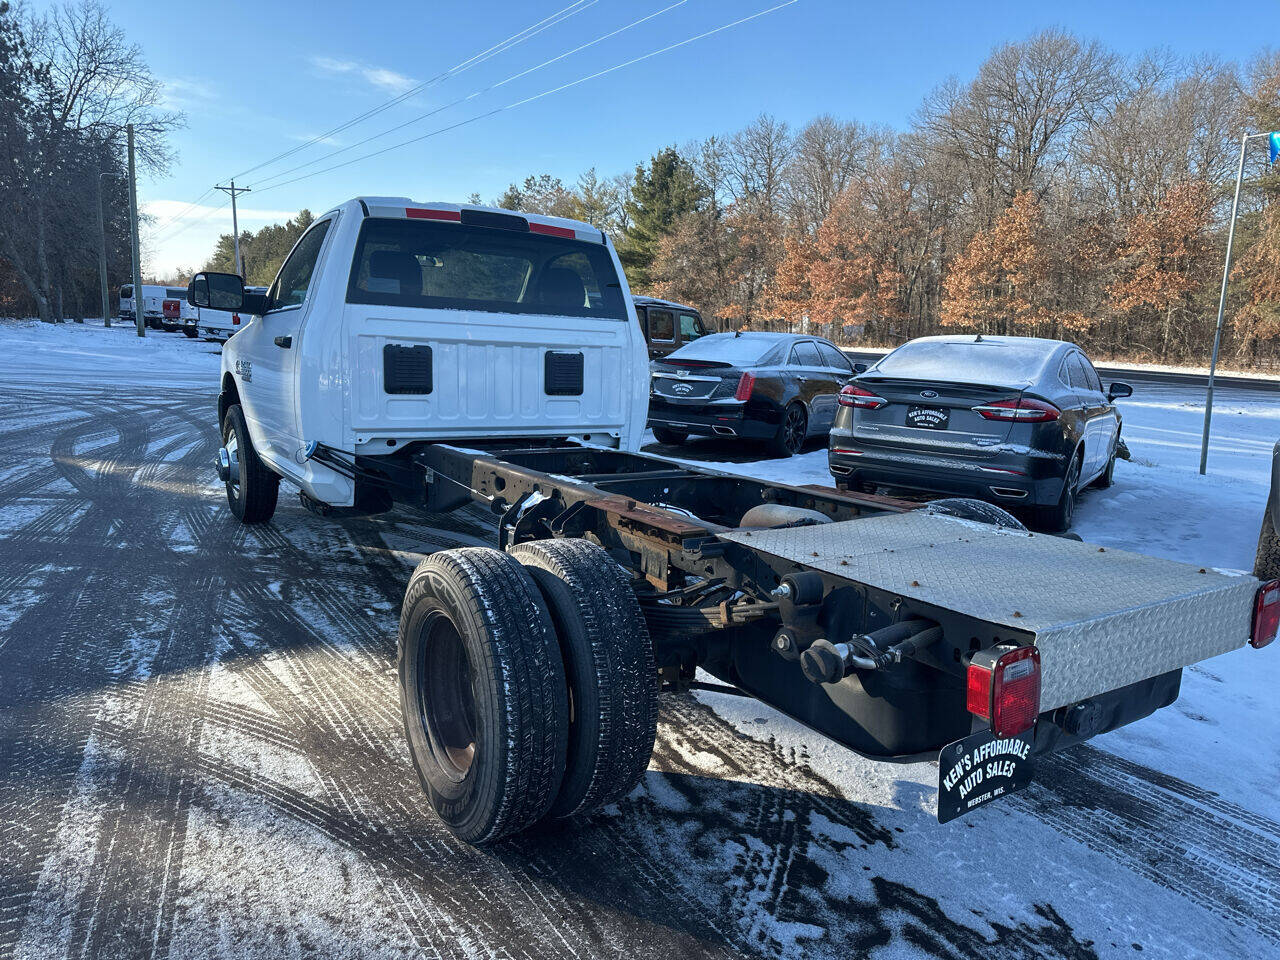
[838,385,887,409]
[967,645,1041,738]
[734,372,755,401]
[972,398,1060,422]
[1251,580,1280,649]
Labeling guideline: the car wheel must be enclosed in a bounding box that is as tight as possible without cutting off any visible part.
[399,547,568,844]
[183,327,198,338]
[221,403,279,524]
[1033,450,1081,533]
[1256,505,1280,581]
[652,426,687,445]
[768,404,807,458]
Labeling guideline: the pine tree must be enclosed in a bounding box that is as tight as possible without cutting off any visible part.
[621,147,705,290]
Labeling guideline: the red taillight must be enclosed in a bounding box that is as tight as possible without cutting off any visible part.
[967,645,1041,738]
[838,384,887,409]
[405,207,461,221]
[529,221,576,239]
[1251,579,1280,649]
[734,372,755,401]
[973,398,1060,422]
[232,314,241,325]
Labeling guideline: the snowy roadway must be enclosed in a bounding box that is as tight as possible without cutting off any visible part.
[0,320,1277,960]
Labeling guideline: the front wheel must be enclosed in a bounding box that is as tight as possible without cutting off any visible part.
[768,404,807,458]
[1033,451,1081,533]
[399,548,568,844]
[221,404,279,523]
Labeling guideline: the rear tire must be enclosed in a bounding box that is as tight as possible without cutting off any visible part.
[1256,504,1280,581]
[183,327,198,338]
[652,426,687,445]
[1033,450,1081,533]
[768,403,807,458]
[1092,446,1117,489]
[221,404,279,524]
[399,548,569,845]
[510,539,658,820]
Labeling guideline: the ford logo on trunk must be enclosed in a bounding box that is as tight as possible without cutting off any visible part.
[920,389,939,399]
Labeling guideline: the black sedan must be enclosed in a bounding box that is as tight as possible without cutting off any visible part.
[648,332,857,457]
[827,335,1132,530]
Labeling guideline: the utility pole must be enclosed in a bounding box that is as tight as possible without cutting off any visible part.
[215,180,251,277]
[127,124,144,337]
[97,170,118,327]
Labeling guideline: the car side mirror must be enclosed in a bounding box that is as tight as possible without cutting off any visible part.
[188,272,245,312]
[1108,382,1133,401]
[851,362,868,375]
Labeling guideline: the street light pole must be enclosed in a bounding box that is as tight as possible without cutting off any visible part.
[1199,132,1270,475]
[215,180,251,277]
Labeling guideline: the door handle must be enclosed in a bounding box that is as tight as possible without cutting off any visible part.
[274,336,292,349]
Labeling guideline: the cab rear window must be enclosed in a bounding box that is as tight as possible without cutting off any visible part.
[346,218,627,321]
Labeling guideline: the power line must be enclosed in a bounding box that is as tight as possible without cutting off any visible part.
[226,0,600,183]
[249,0,690,193]
[146,2,596,246]
[251,1,799,198]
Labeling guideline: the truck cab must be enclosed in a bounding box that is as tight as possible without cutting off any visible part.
[193,198,650,509]
[632,296,710,360]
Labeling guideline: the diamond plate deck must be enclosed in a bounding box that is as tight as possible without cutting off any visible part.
[720,513,1258,711]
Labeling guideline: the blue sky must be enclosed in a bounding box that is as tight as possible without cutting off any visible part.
[76,0,1280,277]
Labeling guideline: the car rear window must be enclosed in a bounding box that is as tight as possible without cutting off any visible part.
[872,339,1050,383]
[665,333,787,366]
[346,218,628,321]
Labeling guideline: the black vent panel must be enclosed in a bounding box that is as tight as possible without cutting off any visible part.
[383,344,433,394]
[544,351,584,396]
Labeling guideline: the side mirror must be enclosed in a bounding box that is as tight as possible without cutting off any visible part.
[188,272,245,312]
[1108,382,1133,401]
[851,362,868,375]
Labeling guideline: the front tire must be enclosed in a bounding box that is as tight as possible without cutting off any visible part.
[1256,505,1280,581]
[509,539,658,821]
[1092,448,1117,488]
[221,404,279,524]
[768,403,808,458]
[399,548,569,844]
[652,426,687,446]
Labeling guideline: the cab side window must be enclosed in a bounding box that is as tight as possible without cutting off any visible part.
[269,220,332,311]
[679,312,705,341]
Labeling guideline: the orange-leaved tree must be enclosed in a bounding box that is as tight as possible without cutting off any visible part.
[1232,203,1280,361]
[1108,179,1214,359]
[941,191,1080,335]
[768,192,907,341]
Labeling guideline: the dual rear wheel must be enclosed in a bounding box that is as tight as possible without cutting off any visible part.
[398,539,659,845]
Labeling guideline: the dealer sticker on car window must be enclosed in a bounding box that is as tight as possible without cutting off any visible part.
[937,727,1035,823]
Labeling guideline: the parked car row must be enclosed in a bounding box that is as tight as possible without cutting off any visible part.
[644,324,1132,532]
[118,283,198,335]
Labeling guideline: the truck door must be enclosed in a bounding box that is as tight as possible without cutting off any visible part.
[237,218,334,461]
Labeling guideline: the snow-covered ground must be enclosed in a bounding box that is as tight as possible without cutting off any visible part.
[1,319,1278,960]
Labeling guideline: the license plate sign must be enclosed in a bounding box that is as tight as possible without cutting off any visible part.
[937,728,1035,823]
[907,405,949,429]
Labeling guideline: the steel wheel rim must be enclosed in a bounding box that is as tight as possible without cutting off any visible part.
[225,430,241,499]
[417,613,478,782]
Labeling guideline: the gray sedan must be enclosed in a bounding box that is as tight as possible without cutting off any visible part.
[827,335,1132,531]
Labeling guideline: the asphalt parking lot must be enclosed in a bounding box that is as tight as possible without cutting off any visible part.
[1,325,1278,960]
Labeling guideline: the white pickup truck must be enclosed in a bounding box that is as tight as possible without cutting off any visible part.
[189,197,1277,847]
